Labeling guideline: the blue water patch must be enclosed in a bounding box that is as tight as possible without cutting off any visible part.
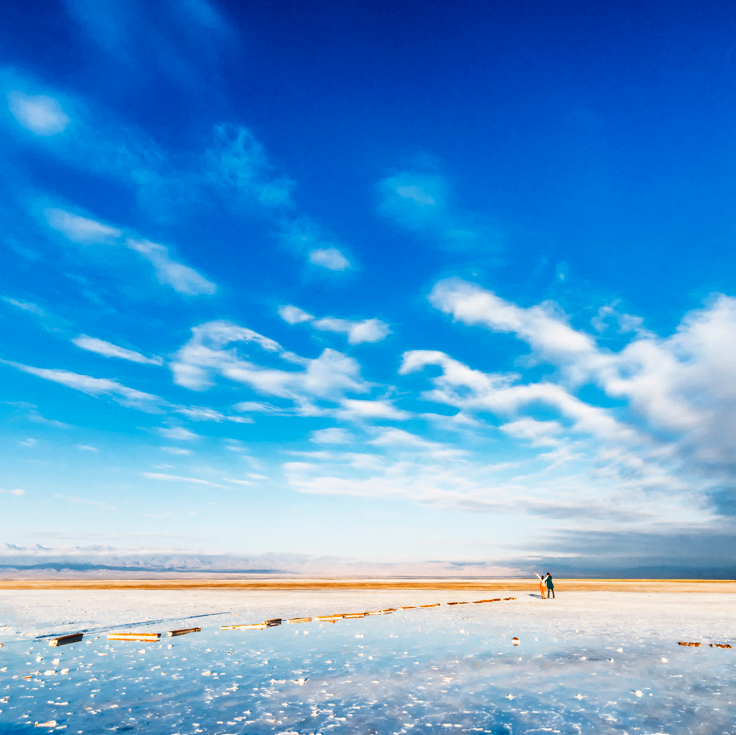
[1,609,734,733]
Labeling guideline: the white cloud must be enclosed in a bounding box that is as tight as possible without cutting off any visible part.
[310,428,356,444]
[0,488,25,496]
[499,419,563,447]
[278,305,314,324]
[157,426,199,441]
[142,472,225,487]
[336,399,409,421]
[77,445,99,451]
[126,239,216,295]
[312,317,390,345]
[45,208,122,245]
[417,278,736,521]
[280,218,353,271]
[429,278,594,364]
[308,247,351,271]
[8,92,70,135]
[280,305,391,345]
[161,447,192,455]
[72,335,163,365]
[4,360,164,412]
[171,320,370,411]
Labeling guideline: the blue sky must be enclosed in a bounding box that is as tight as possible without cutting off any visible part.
[3,0,736,576]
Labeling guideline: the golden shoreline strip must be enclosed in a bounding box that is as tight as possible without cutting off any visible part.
[48,633,83,647]
[107,632,160,641]
[166,627,201,637]
[4,579,736,593]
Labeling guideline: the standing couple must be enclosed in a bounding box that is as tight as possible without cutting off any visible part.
[535,572,555,599]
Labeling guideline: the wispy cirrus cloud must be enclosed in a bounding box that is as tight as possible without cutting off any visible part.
[126,239,216,295]
[7,92,70,135]
[0,488,25,496]
[45,207,122,245]
[377,169,503,252]
[72,335,163,365]
[142,472,225,488]
[2,359,165,412]
[55,493,116,510]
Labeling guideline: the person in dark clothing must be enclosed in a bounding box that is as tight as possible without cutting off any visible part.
[545,573,555,599]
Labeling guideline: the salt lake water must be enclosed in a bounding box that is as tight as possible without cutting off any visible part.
[1,596,735,734]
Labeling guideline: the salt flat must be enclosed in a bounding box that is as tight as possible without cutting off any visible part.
[0,584,735,733]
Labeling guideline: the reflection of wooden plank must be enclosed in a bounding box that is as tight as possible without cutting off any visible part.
[287,617,312,624]
[166,627,201,637]
[420,603,440,608]
[49,633,83,647]
[107,632,160,641]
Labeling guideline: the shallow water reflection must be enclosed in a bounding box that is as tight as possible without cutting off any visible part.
[1,608,734,733]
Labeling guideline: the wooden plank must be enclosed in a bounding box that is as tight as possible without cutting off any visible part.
[472,598,501,603]
[227,623,268,630]
[343,613,366,619]
[48,633,83,647]
[316,614,344,621]
[166,627,201,637]
[447,601,469,605]
[287,617,312,624]
[420,603,440,608]
[399,606,416,610]
[107,632,160,642]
